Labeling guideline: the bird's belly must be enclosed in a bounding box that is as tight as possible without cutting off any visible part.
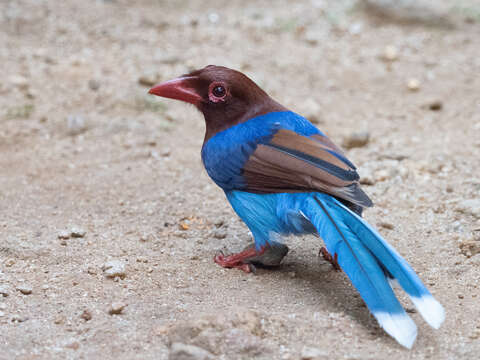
[225,191,317,247]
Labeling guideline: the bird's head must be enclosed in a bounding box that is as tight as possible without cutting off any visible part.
[149,65,285,140]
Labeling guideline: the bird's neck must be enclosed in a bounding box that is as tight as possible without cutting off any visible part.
[202,98,286,143]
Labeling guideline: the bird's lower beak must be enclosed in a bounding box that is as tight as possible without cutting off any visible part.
[148,76,202,105]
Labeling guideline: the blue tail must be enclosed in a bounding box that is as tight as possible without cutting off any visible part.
[301,194,445,348]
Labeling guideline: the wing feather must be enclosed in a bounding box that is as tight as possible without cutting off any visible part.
[243,129,373,208]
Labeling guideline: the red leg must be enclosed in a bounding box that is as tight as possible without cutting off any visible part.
[214,246,267,273]
[319,247,341,271]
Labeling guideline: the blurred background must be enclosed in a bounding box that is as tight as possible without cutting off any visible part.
[1,0,480,359]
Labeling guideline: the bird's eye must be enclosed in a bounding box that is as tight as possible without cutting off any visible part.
[212,85,226,98]
[209,82,227,102]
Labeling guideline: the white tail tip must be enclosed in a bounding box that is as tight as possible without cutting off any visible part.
[374,311,418,349]
[411,295,445,329]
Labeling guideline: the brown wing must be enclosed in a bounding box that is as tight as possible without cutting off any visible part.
[242,129,372,208]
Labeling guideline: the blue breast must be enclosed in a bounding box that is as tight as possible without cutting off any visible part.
[201,111,322,190]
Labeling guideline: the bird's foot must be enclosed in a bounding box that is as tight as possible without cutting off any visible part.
[319,247,341,271]
[214,246,267,273]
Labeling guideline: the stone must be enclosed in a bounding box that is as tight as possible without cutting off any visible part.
[223,328,264,355]
[359,168,375,185]
[138,72,159,87]
[70,227,86,238]
[102,260,126,279]
[302,98,323,124]
[9,75,29,90]
[429,100,443,111]
[374,169,391,182]
[0,285,9,297]
[88,79,100,91]
[11,314,28,323]
[213,230,227,239]
[407,78,420,91]
[342,131,370,149]
[67,115,87,136]
[301,346,328,359]
[57,230,70,239]
[456,199,480,219]
[169,343,214,360]
[16,285,33,295]
[108,302,126,315]
[80,309,92,321]
[459,236,480,258]
[381,45,398,61]
[378,222,395,230]
[4,258,15,267]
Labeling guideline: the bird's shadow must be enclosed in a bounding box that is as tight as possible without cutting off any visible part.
[253,251,400,347]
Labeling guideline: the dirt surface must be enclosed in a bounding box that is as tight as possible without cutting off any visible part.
[1,0,480,359]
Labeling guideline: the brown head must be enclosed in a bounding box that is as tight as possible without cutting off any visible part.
[149,65,286,141]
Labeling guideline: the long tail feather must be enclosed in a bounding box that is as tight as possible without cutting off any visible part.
[301,194,444,348]
[330,199,445,329]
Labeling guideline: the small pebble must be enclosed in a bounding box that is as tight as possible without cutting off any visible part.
[428,100,443,111]
[138,73,158,87]
[88,79,100,91]
[169,343,214,360]
[378,222,395,230]
[179,222,189,231]
[9,75,29,89]
[302,98,323,124]
[0,286,9,297]
[67,115,87,136]
[54,315,65,324]
[342,131,370,149]
[301,346,328,360]
[102,260,126,279]
[0,303,6,310]
[456,199,480,219]
[214,219,225,228]
[66,341,80,350]
[213,230,227,239]
[459,236,480,258]
[140,233,155,242]
[16,285,33,295]
[4,258,15,267]
[382,45,398,62]
[80,309,92,321]
[407,78,420,91]
[70,227,86,238]
[374,169,390,182]
[57,230,70,240]
[108,302,126,315]
[11,315,28,323]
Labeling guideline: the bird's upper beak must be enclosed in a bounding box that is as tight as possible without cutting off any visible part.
[148,76,202,105]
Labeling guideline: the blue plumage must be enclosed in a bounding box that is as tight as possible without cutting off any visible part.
[203,111,444,348]
[149,65,444,349]
[201,111,322,190]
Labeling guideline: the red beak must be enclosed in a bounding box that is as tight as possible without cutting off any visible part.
[148,76,202,105]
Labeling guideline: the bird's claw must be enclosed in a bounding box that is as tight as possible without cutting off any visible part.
[214,251,255,273]
[319,247,341,271]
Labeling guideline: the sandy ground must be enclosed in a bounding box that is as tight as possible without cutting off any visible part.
[1,0,480,359]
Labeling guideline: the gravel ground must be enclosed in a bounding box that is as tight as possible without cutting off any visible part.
[1,0,480,359]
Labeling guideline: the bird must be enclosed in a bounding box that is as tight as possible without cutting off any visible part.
[148,65,444,348]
